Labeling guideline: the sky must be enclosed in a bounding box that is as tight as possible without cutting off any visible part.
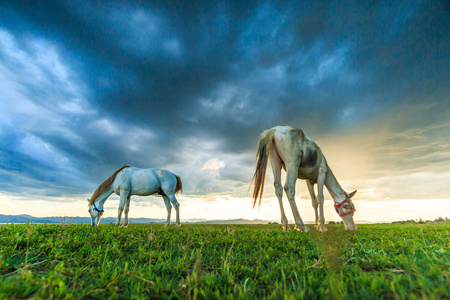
[0,0,449,223]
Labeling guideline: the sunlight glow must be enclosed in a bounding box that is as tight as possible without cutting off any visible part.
[1,191,448,224]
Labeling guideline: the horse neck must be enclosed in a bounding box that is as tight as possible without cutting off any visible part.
[324,166,346,203]
[94,187,114,208]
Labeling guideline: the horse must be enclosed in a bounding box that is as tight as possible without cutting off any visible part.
[87,166,183,227]
[250,126,357,232]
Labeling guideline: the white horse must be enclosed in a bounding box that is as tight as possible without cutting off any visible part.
[251,126,357,232]
[87,166,182,227]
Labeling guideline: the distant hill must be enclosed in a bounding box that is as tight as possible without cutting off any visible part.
[354,220,375,224]
[189,218,270,225]
[0,214,271,225]
[0,214,374,225]
[0,214,166,224]
[0,214,56,224]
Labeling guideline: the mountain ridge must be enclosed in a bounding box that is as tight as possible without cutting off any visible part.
[0,214,375,224]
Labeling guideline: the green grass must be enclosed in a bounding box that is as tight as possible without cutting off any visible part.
[1,223,449,299]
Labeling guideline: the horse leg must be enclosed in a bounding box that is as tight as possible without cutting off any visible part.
[122,195,131,228]
[116,190,128,226]
[167,194,181,227]
[316,166,328,232]
[162,195,172,227]
[306,181,319,228]
[284,163,310,232]
[270,149,289,231]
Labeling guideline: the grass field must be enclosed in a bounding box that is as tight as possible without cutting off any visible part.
[1,223,449,299]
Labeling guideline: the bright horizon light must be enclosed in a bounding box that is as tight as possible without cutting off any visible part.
[1,1,449,223]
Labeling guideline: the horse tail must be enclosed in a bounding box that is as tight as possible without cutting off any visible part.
[250,129,275,208]
[174,175,183,195]
[88,166,130,206]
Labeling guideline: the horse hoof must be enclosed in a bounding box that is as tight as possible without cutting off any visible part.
[318,226,328,232]
[296,226,310,233]
[282,226,290,231]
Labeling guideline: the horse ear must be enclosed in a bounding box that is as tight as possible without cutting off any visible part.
[348,190,357,198]
[87,198,90,202]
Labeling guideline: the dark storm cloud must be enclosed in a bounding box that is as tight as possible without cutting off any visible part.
[0,0,449,198]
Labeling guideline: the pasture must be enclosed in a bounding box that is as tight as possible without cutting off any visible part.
[1,223,449,299]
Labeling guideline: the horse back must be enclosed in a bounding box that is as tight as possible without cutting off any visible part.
[125,168,179,196]
[272,126,323,180]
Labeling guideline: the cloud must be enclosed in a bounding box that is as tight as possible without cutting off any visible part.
[104,5,183,59]
[0,29,94,195]
[0,0,449,211]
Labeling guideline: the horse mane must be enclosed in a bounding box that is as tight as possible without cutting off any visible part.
[88,166,130,206]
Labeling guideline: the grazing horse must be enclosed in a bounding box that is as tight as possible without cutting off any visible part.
[251,126,357,232]
[87,166,182,227]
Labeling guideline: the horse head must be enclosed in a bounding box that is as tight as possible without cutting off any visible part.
[87,198,104,227]
[335,190,357,231]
